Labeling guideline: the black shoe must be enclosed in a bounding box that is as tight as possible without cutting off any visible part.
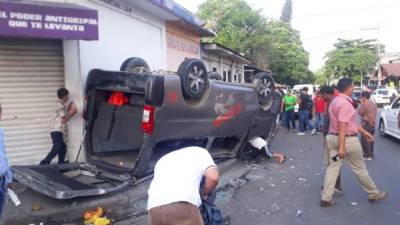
[320,199,335,207]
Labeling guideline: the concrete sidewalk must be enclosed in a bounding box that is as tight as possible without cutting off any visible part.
[2,159,250,225]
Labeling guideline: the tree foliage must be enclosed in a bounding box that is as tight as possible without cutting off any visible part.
[198,0,314,86]
[198,0,268,61]
[280,0,293,23]
[314,67,329,85]
[324,39,380,84]
[263,21,314,85]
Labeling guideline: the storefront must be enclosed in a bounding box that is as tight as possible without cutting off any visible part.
[165,22,214,71]
[0,0,210,165]
[201,43,252,84]
[0,0,99,165]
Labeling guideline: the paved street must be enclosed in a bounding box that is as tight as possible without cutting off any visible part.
[217,121,400,225]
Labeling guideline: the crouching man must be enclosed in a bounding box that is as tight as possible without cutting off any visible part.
[147,146,219,225]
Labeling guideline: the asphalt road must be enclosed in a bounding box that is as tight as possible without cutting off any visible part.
[219,119,400,225]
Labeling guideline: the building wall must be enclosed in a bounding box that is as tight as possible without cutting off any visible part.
[166,22,201,72]
[63,0,168,161]
[202,51,246,83]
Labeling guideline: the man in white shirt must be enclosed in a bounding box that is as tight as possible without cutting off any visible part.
[40,88,77,165]
[147,146,219,225]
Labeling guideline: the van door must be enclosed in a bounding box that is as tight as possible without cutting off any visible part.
[11,163,132,199]
[388,99,400,135]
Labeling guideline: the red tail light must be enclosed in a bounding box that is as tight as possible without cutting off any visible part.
[142,105,155,134]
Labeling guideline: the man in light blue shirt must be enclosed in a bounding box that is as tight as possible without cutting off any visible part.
[0,104,12,218]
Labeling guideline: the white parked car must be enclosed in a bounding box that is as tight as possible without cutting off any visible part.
[371,88,399,106]
[293,84,318,96]
[379,97,400,140]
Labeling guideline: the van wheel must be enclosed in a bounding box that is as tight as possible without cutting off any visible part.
[379,120,387,137]
[120,57,150,72]
[253,72,275,111]
[177,59,209,99]
[208,72,223,81]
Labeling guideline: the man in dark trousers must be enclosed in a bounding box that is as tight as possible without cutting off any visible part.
[358,92,377,160]
[297,87,314,135]
[281,90,297,130]
[40,88,77,165]
[320,78,387,207]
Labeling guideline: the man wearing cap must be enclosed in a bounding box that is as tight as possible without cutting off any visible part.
[320,78,387,207]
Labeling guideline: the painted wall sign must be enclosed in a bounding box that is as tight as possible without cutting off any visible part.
[167,36,199,55]
[0,1,98,40]
[96,0,133,14]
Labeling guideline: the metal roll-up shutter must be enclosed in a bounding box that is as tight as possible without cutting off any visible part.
[0,39,64,165]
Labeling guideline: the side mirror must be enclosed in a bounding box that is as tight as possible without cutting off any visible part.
[383,105,390,110]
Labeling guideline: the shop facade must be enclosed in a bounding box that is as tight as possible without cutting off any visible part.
[0,0,209,165]
[201,43,252,84]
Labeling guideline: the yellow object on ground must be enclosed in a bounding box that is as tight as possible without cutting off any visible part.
[83,207,110,225]
[94,217,111,225]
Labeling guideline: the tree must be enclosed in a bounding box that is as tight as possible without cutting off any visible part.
[198,0,314,86]
[280,0,293,23]
[314,67,329,85]
[324,39,380,84]
[198,0,268,61]
[263,21,314,86]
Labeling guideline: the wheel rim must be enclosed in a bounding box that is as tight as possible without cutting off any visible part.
[187,66,205,94]
[257,78,274,110]
[379,122,385,134]
[259,78,272,101]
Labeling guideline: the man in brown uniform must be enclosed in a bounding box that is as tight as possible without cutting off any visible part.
[358,92,377,160]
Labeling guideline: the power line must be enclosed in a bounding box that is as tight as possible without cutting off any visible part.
[302,29,364,41]
[293,3,400,19]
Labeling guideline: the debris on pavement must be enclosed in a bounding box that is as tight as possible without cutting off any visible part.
[289,165,296,169]
[271,204,280,211]
[296,209,303,218]
[83,207,111,225]
[350,202,358,206]
[31,203,42,211]
[228,177,249,189]
[298,177,307,182]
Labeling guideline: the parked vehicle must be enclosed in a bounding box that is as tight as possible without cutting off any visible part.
[292,84,318,96]
[11,58,282,199]
[352,89,362,103]
[379,96,400,140]
[371,88,399,107]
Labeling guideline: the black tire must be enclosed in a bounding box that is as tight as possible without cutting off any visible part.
[379,119,387,137]
[120,57,150,72]
[177,58,209,99]
[207,72,223,81]
[253,72,275,111]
